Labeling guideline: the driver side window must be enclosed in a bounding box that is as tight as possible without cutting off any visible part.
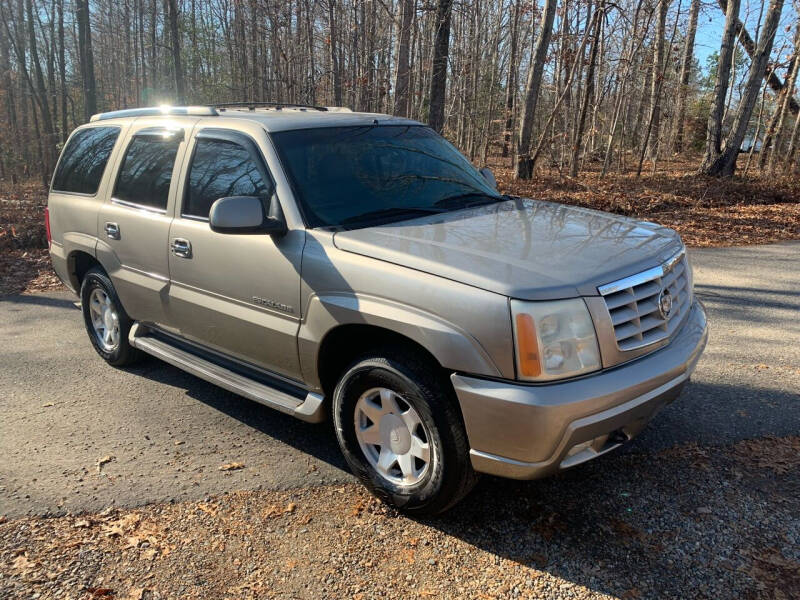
[183,138,270,219]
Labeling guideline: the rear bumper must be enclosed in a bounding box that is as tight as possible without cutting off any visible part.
[452,300,708,479]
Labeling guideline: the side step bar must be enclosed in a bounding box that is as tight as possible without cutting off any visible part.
[129,324,325,423]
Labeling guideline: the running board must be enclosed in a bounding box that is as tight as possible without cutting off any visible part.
[129,324,325,423]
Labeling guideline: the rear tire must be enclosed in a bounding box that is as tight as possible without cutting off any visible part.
[80,267,142,367]
[332,348,477,515]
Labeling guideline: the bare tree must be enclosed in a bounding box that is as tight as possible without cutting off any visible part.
[166,0,185,103]
[515,0,558,179]
[673,0,699,152]
[428,0,453,132]
[699,0,740,172]
[394,0,413,117]
[702,0,785,176]
[501,0,521,158]
[75,0,97,118]
[570,1,603,177]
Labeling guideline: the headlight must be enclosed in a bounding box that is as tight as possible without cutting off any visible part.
[511,298,601,381]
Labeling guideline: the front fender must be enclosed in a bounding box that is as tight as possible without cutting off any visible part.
[297,292,504,389]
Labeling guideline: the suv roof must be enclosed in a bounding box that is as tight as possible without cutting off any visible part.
[89,104,421,133]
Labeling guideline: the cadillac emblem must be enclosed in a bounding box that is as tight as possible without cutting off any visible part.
[657,288,673,319]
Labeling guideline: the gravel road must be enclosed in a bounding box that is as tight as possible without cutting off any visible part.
[0,242,798,599]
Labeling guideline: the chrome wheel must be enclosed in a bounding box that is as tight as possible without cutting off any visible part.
[88,287,120,351]
[354,387,432,487]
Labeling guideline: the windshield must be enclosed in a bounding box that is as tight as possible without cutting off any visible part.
[271,125,502,228]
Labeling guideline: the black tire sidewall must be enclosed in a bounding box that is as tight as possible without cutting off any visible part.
[80,268,138,366]
[333,352,474,514]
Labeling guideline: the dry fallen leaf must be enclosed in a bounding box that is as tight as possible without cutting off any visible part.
[218,462,245,471]
[96,455,115,473]
[122,588,146,600]
[12,554,36,574]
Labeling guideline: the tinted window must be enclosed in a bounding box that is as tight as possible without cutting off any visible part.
[52,127,120,194]
[113,135,181,210]
[271,125,500,228]
[184,138,270,218]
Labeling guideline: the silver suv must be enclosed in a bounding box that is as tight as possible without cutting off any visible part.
[46,104,708,514]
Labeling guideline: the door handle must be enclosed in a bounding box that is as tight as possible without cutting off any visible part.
[171,238,192,258]
[104,222,120,240]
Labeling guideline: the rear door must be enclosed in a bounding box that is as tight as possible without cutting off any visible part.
[96,119,193,325]
[165,126,305,380]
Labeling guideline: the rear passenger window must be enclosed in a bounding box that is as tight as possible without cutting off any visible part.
[113,134,181,211]
[52,127,120,194]
[184,138,269,219]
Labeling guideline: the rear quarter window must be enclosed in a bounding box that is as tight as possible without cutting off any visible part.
[51,127,120,195]
[113,135,181,211]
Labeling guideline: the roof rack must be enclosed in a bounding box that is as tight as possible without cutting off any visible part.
[90,106,218,122]
[89,102,353,123]
[213,101,329,112]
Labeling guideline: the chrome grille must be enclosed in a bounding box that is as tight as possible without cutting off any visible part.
[598,250,691,351]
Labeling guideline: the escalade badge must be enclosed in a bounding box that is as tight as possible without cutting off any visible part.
[658,288,673,319]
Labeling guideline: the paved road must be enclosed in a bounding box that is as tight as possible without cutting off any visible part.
[1,243,798,518]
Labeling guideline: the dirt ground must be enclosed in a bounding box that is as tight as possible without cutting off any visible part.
[1,436,798,600]
[2,156,799,296]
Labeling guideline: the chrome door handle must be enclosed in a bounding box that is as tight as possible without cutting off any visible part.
[104,222,120,240]
[171,238,192,258]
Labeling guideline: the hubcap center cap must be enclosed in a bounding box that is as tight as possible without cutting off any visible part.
[380,414,411,455]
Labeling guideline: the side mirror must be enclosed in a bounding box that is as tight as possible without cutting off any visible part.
[479,167,497,190]
[209,196,286,236]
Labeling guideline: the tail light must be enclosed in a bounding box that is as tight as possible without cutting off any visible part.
[45,207,52,249]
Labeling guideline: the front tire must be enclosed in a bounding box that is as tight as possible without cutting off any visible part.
[332,348,477,515]
[80,267,142,367]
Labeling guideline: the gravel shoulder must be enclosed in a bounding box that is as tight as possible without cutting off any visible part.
[1,436,798,600]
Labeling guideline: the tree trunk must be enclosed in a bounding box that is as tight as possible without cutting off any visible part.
[648,0,668,158]
[702,0,784,176]
[328,0,342,106]
[784,100,800,171]
[569,3,602,177]
[167,0,185,103]
[25,0,56,179]
[673,0,699,152]
[766,24,800,173]
[427,0,452,133]
[716,0,799,116]
[75,0,97,119]
[515,0,557,179]
[394,0,413,117]
[501,0,521,158]
[699,0,739,172]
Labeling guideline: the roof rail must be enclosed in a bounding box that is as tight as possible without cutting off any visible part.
[213,101,329,112]
[89,106,219,122]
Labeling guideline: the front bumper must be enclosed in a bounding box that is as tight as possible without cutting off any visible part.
[452,300,708,479]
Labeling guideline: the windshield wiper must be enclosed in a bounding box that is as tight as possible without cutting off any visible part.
[433,192,506,210]
[339,206,447,228]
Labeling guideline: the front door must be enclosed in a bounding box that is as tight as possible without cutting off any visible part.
[96,122,190,325]
[166,128,305,380]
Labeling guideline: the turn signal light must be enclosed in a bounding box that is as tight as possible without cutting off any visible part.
[515,313,541,377]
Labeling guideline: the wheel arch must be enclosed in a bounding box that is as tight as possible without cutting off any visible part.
[67,249,104,291]
[299,293,503,397]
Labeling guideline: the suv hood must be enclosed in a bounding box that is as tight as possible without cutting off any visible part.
[333,198,683,300]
